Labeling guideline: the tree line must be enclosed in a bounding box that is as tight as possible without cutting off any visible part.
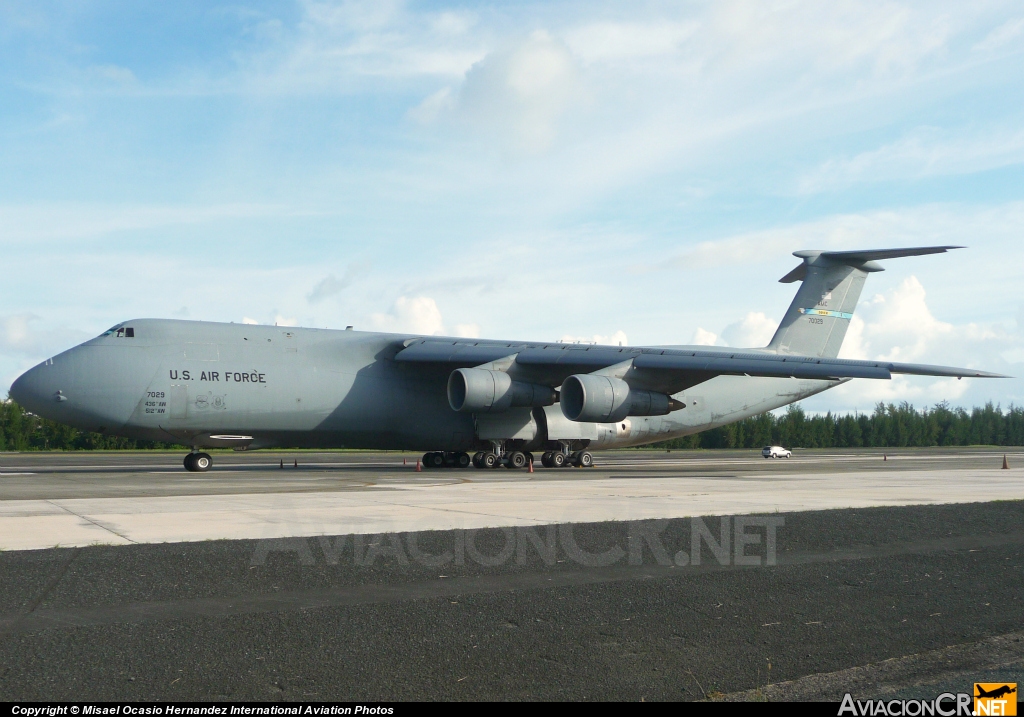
[2,396,1023,451]
[654,401,1024,450]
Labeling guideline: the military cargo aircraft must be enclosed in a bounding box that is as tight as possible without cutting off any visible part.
[9,246,1004,472]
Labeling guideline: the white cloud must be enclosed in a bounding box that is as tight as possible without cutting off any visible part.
[458,31,582,152]
[720,312,777,348]
[407,86,455,123]
[242,317,260,325]
[453,323,481,338]
[564,21,696,64]
[431,10,476,36]
[259,0,485,93]
[371,296,446,335]
[809,275,1017,409]
[691,327,722,346]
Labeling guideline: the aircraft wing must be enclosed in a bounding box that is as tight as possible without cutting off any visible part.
[394,339,1005,394]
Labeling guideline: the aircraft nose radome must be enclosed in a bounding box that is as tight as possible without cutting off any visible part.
[8,363,56,417]
[8,371,29,406]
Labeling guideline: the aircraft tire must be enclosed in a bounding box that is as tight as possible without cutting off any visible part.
[578,451,593,468]
[194,452,212,472]
[430,452,446,469]
[472,452,484,468]
[506,451,527,469]
[455,452,471,469]
[551,452,566,468]
[481,452,498,469]
[541,452,554,468]
[183,454,197,472]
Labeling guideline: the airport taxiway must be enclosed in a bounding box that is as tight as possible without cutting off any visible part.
[0,449,1022,701]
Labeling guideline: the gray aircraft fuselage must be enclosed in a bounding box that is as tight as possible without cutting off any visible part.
[9,319,836,453]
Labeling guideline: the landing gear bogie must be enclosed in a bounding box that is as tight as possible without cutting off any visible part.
[422,451,472,469]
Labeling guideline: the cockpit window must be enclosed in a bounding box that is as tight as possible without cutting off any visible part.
[100,325,134,338]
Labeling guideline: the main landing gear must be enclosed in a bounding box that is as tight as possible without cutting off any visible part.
[468,450,532,469]
[421,451,472,469]
[421,447,594,469]
[541,450,593,468]
[184,452,213,472]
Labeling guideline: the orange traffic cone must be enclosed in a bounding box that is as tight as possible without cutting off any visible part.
[293,459,297,468]
[404,457,407,465]
[1003,454,1009,469]
[528,458,534,474]
[416,459,421,472]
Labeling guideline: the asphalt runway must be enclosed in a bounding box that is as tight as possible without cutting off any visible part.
[0,449,1022,701]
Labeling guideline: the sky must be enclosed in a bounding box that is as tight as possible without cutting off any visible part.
[1,0,1023,414]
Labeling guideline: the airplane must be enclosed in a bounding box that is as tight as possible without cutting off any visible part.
[9,246,1005,472]
[976,685,1016,699]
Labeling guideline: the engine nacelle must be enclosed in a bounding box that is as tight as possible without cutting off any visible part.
[560,374,679,422]
[448,368,557,413]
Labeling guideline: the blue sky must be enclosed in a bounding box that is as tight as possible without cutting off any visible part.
[2,0,1023,413]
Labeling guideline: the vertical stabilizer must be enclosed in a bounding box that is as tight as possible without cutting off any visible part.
[767,246,962,358]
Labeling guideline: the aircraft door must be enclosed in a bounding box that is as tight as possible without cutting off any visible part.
[168,384,188,419]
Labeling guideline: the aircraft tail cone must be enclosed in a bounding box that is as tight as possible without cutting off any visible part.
[416,459,421,472]
[1003,454,1009,469]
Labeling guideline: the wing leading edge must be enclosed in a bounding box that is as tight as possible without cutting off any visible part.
[395,338,1006,395]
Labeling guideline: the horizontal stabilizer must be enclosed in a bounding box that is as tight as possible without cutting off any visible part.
[779,245,963,283]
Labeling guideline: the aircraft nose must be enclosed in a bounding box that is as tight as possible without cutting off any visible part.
[9,360,65,418]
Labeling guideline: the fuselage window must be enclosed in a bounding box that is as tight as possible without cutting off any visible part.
[125,327,135,337]
[116,328,125,337]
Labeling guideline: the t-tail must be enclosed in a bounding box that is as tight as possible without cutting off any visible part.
[767,246,963,358]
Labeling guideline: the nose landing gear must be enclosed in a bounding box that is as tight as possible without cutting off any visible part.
[184,452,213,472]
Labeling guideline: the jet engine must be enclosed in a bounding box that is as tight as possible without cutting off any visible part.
[560,374,683,422]
[448,368,557,413]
